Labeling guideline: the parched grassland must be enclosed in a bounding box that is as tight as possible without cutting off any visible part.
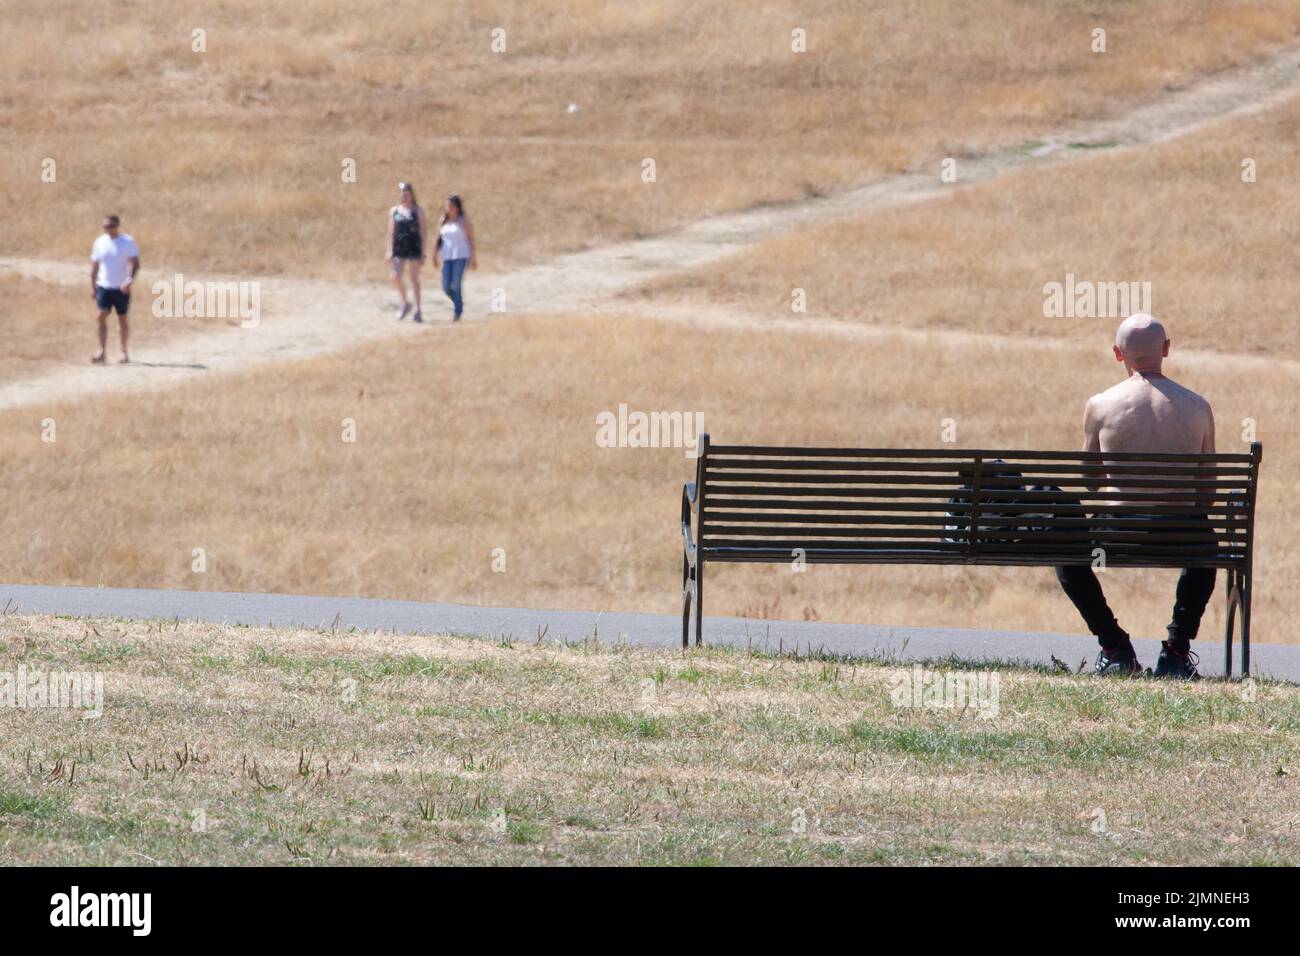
[0,273,213,381]
[0,615,1296,865]
[627,85,1300,360]
[2,312,1296,644]
[3,1,1298,276]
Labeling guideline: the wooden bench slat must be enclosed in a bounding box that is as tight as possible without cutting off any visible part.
[705,511,957,525]
[705,470,1249,489]
[707,485,1246,501]
[708,445,1257,463]
[705,539,973,551]
[707,541,1242,556]
[701,542,1244,560]
[704,525,967,539]
[704,526,1238,543]
[696,541,1242,556]
[703,510,1247,529]
[703,498,1246,516]
[706,457,1255,476]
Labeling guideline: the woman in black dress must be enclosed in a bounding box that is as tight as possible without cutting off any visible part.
[385,182,429,322]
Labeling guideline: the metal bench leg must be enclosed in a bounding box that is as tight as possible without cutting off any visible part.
[681,553,693,649]
[1241,570,1252,677]
[694,561,704,647]
[681,581,692,650]
[1224,569,1239,679]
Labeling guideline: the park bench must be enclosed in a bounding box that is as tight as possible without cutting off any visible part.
[681,435,1263,675]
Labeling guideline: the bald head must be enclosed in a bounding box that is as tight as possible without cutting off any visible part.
[1114,313,1169,372]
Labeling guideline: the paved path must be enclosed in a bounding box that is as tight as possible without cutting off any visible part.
[2,583,1291,682]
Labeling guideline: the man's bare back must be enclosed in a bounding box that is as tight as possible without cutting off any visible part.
[1058,312,1218,678]
[1081,315,1215,504]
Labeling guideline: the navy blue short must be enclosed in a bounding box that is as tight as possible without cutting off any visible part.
[95,287,131,315]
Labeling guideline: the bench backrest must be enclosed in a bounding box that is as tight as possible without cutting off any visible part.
[694,435,1262,568]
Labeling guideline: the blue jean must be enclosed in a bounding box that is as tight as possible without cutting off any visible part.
[442,258,468,318]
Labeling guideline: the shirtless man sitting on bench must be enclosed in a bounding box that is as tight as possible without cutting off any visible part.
[1055,313,1215,680]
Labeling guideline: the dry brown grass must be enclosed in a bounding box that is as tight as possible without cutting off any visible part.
[3,1,1298,277]
[1,311,1295,645]
[628,88,1300,360]
[6,4,1300,872]
[1,614,1296,865]
[3,4,1299,652]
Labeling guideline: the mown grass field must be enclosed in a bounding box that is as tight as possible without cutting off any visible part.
[0,615,1296,865]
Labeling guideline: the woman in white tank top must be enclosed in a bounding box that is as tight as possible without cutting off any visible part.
[434,194,476,322]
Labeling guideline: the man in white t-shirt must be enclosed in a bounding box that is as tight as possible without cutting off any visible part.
[89,214,140,364]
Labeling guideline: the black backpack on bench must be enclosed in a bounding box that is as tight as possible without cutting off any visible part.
[942,461,1081,545]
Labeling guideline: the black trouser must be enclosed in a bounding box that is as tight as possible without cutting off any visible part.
[1054,514,1217,648]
